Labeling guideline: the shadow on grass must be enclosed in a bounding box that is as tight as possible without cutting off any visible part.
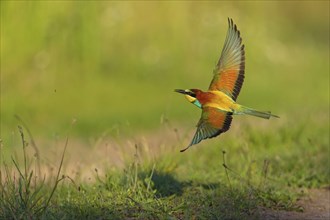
[40,180,260,220]
[149,171,191,197]
[140,170,221,197]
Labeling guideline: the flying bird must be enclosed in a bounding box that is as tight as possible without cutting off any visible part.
[175,18,278,152]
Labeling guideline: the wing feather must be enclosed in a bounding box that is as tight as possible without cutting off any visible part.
[209,18,245,101]
[180,107,232,152]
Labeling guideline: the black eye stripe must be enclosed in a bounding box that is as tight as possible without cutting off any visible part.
[188,92,196,97]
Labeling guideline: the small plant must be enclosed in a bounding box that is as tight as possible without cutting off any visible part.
[221,150,303,213]
[0,123,68,219]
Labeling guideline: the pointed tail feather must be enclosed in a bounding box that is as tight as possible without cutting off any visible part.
[240,106,279,119]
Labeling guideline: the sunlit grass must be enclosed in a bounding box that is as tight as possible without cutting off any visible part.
[0,125,67,219]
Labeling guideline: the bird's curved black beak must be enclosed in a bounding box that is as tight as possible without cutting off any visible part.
[174,89,186,94]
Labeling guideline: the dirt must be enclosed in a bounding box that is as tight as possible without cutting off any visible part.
[258,187,330,220]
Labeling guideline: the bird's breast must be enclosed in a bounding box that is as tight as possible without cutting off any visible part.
[198,91,237,112]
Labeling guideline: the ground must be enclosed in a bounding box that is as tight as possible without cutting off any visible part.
[259,187,330,220]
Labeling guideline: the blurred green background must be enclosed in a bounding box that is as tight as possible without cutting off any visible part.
[1,1,329,142]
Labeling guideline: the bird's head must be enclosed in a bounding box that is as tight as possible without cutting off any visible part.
[174,89,202,108]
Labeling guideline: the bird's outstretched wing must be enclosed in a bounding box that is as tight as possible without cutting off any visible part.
[180,107,232,152]
[209,18,245,101]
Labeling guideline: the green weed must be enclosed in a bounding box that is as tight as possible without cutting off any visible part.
[0,124,67,219]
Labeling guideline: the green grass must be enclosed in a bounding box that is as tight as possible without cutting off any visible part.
[1,114,328,219]
[0,125,67,219]
[1,1,329,219]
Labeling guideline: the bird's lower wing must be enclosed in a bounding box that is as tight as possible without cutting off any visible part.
[180,107,232,152]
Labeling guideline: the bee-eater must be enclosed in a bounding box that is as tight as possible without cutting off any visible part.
[175,18,278,152]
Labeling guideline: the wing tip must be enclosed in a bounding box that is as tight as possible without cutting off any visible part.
[180,146,190,152]
[227,17,232,25]
[227,17,238,31]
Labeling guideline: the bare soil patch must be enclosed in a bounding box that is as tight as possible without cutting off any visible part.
[259,187,330,220]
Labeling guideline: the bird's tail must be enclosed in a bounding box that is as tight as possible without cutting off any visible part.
[239,106,279,119]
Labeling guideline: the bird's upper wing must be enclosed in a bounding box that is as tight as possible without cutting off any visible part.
[209,18,245,101]
[180,107,232,152]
